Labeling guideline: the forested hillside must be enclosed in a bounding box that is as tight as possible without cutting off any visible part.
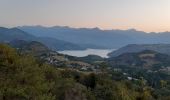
[0,44,170,100]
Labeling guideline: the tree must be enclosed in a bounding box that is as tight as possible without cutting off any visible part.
[0,44,54,100]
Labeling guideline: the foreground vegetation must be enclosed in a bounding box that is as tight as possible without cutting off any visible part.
[0,44,170,100]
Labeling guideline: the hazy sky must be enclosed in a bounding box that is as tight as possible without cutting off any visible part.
[0,0,170,32]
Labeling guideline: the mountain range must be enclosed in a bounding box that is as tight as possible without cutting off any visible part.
[19,26,170,49]
[2,26,170,52]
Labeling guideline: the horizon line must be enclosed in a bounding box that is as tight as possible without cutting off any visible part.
[2,25,170,33]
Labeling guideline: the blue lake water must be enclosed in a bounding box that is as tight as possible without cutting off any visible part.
[58,49,115,58]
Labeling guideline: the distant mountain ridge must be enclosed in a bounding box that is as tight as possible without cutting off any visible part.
[18,26,170,49]
[108,44,170,57]
[0,27,86,50]
[0,27,35,42]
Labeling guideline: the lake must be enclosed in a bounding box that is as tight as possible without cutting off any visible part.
[58,49,115,58]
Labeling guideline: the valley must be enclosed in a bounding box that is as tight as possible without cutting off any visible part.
[1,26,170,100]
[1,0,170,99]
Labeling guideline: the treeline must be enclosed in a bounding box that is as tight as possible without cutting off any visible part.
[0,44,170,100]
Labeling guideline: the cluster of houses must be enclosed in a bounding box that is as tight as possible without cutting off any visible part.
[39,51,98,71]
[159,66,170,74]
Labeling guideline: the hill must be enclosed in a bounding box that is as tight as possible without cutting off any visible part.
[108,44,170,57]
[108,50,170,69]
[66,55,104,64]
[10,40,50,55]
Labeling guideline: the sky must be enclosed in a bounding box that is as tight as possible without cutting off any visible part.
[0,0,170,32]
